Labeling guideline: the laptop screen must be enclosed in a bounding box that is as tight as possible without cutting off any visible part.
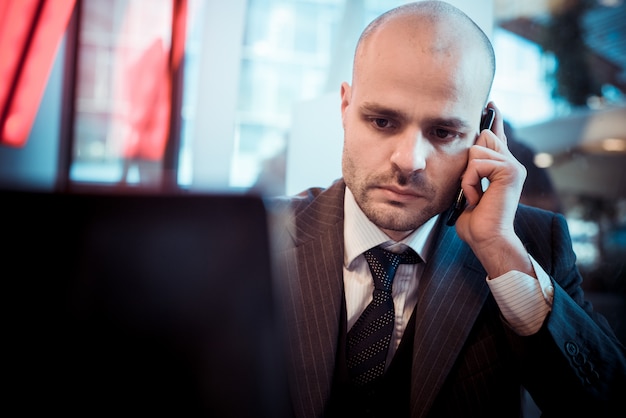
[3,190,291,417]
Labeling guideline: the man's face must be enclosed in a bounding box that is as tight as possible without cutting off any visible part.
[341,21,491,241]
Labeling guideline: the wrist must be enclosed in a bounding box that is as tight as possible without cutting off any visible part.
[474,237,534,279]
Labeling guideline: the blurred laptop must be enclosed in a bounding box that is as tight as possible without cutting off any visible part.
[2,189,291,417]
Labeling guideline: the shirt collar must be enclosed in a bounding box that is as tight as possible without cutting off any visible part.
[343,187,439,268]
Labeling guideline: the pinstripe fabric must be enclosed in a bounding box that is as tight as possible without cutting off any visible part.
[408,220,490,417]
[269,180,626,418]
[272,182,346,417]
[488,268,552,335]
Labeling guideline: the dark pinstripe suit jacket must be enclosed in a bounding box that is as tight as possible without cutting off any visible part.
[269,179,626,418]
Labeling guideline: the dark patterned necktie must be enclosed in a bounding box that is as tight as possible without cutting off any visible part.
[346,246,421,386]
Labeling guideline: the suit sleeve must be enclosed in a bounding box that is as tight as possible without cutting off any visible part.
[512,210,626,416]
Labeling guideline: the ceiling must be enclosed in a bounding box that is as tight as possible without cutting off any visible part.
[515,104,626,199]
[493,0,626,199]
[495,0,626,92]
[582,2,626,84]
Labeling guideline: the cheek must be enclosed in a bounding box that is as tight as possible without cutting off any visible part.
[342,137,368,178]
[341,132,361,179]
[430,151,469,187]
[343,126,384,168]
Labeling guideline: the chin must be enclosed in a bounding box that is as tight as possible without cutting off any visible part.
[366,201,435,232]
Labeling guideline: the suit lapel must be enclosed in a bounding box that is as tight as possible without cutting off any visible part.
[409,218,489,417]
[275,182,346,417]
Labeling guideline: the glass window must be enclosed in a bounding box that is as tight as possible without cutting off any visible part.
[71,0,173,187]
[178,0,406,194]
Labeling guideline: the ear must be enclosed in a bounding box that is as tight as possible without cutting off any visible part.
[340,82,351,126]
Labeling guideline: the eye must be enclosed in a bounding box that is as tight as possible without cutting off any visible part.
[434,128,451,138]
[368,117,398,131]
[373,118,390,128]
[429,127,461,142]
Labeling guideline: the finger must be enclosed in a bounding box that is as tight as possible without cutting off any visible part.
[469,141,508,161]
[461,158,512,205]
[486,130,508,153]
[475,129,508,154]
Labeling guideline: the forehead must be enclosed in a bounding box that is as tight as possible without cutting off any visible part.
[352,17,490,116]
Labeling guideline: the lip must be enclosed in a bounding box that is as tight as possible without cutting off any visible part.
[378,185,422,201]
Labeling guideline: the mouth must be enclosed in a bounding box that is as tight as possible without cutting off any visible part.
[377,185,422,202]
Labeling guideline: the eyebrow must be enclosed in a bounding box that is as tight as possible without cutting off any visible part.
[429,117,473,131]
[360,102,408,122]
[360,102,474,131]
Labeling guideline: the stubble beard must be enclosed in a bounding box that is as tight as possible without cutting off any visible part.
[344,160,454,233]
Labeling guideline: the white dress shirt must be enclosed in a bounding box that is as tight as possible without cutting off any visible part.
[342,187,554,368]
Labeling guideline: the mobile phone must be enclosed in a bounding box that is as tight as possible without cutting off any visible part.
[445,107,495,226]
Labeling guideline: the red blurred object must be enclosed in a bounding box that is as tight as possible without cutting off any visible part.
[117,0,187,162]
[119,38,171,161]
[0,0,76,147]
[105,0,187,187]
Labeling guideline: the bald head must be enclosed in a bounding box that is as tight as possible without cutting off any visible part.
[340,2,499,234]
[353,1,496,103]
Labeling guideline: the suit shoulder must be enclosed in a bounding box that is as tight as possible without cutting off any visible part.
[265,186,327,215]
[266,180,345,215]
[514,204,572,254]
[514,204,563,229]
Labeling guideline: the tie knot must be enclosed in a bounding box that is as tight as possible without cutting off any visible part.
[396,247,421,265]
[363,246,421,291]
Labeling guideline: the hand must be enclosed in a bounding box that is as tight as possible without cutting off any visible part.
[454,102,534,279]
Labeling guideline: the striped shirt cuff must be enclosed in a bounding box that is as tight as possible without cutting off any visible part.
[487,256,554,336]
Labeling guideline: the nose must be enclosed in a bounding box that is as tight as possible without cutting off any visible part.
[390,130,427,173]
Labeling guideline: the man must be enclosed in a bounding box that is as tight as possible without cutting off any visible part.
[269,2,626,417]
